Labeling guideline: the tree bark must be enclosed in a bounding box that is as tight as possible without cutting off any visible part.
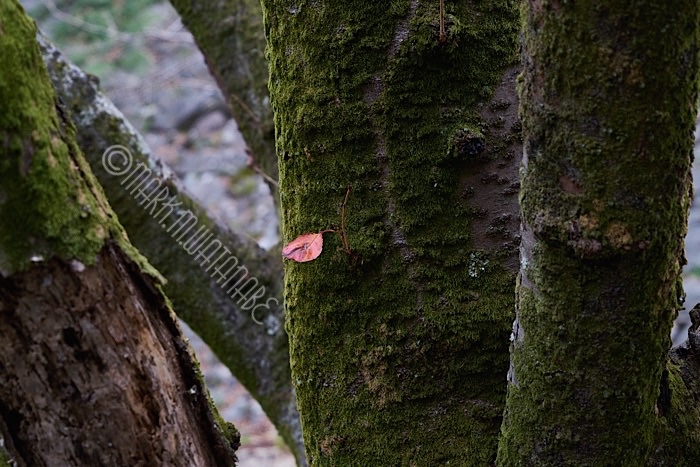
[261,0,521,464]
[0,244,238,466]
[498,1,700,464]
[0,1,238,464]
[36,33,305,466]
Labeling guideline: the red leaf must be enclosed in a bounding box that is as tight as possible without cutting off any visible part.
[282,232,324,262]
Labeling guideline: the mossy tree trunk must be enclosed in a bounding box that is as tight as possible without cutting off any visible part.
[498,1,700,465]
[261,0,521,464]
[0,1,238,464]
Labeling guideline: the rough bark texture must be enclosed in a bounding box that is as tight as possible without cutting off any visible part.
[0,1,238,464]
[168,0,278,195]
[262,0,520,464]
[498,1,700,465]
[36,34,305,465]
[0,244,239,466]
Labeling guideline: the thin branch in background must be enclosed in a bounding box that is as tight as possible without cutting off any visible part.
[341,185,352,253]
[246,151,279,188]
[228,92,262,124]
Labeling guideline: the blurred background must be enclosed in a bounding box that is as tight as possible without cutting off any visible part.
[17,1,700,465]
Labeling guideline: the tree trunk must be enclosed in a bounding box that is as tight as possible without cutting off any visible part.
[498,1,700,464]
[0,1,238,464]
[261,1,520,464]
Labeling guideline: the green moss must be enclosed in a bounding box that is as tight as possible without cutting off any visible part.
[0,446,11,467]
[187,337,242,451]
[0,0,161,282]
[649,360,700,465]
[0,1,99,272]
[263,0,519,464]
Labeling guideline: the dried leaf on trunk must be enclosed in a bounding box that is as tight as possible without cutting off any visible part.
[282,232,324,262]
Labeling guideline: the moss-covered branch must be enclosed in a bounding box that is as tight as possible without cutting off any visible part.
[168,0,278,196]
[498,1,700,464]
[36,34,305,466]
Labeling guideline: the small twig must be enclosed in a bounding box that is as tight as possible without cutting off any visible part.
[329,185,353,254]
[340,185,352,252]
[439,0,447,44]
[228,92,262,124]
[246,151,279,187]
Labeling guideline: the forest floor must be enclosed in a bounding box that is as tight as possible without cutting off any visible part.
[20,0,700,465]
